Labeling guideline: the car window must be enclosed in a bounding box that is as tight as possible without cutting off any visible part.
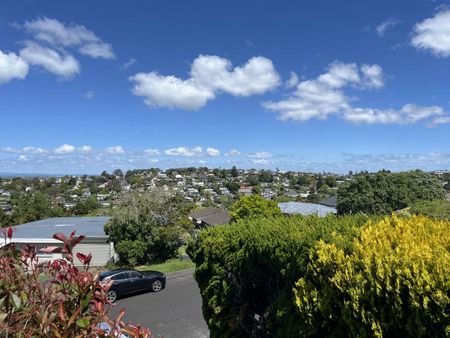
[128,271,142,278]
[111,272,128,280]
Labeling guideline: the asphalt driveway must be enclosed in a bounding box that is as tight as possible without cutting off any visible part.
[110,268,209,338]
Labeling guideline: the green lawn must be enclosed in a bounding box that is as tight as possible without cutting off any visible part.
[135,258,194,274]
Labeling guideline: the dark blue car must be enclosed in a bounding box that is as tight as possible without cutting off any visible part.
[99,268,166,302]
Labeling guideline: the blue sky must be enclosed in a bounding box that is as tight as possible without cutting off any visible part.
[0,0,449,174]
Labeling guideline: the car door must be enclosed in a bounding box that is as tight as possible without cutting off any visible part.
[127,271,146,292]
[111,272,130,294]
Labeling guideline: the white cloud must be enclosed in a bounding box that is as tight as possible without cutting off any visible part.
[251,159,273,165]
[164,146,203,157]
[105,146,125,155]
[0,50,29,84]
[411,9,450,57]
[78,145,92,153]
[54,144,76,154]
[20,41,80,78]
[22,17,114,59]
[0,147,20,153]
[129,72,215,110]
[248,152,272,159]
[190,55,280,96]
[18,155,29,161]
[143,148,160,156]
[83,90,94,99]
[376,18,399,37]
[428,115,450,127]
[226,149,241,156]
[122,58,136,69]
[264,61,448,125]
[130,55,280,110]
[285,71,299,88]
[22,146,47,154]
[206,147,220,157]
[344,104,446,125]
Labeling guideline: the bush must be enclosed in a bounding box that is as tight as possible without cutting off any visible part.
[294,215,450,337]
[0,227,150,337]
[187,214,369,337]
[229,195,283,221]
[105,190,191,265]
[337,170,445,215]
[409,199,450,220]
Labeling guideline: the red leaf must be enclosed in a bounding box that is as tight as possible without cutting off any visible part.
[76,252,92,265]
[52,232,67,242]
[40,246,63,253]
[7,227,13,239]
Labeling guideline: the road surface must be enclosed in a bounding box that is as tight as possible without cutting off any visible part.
[110,269,209,338]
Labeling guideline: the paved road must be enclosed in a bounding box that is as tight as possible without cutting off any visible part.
[110,269,209,338]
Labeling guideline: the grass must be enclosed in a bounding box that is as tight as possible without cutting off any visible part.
[135,258,194,274]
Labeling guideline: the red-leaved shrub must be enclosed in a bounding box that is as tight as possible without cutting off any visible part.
[0,227,151,337]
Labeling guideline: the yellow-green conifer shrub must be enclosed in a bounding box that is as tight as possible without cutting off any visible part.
[294,215,450,337]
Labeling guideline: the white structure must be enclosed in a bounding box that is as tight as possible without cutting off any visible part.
[1,217,115,267]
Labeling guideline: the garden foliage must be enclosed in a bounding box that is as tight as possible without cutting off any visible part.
[294,215,449,337]
[187,214,369,337]
[0,227,150,337]
[188,214,449,337]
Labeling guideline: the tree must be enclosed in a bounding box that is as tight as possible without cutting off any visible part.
[337,170,445,215]
[113,168,124,178]
[105,190,188,265]
[11,191,54,225]
[72,197,100,216]
[325,175,336,188]
[296,175,309,186]
[229,194,282,221]
[0,208,9,228]
[259,170,274,183]
[230,166,238,178]
[226,181,240,195]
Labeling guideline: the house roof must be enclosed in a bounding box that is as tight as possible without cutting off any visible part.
[10,216,111,240]
[278,202,337,217]
[318,195,337,208]
[189,207,231,226]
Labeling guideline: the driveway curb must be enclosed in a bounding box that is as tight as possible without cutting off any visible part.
[167,268,195,280]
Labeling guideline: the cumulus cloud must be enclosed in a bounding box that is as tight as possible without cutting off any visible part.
[143,148,161,156]
[226,149,241,156]
[78,145,92,153]
[130,72,215,110]
[0,50,29,84]
[54,144,76,154]
[248,152,272,159]
[19,41,80,78]
[22,17,114,59]
[411,9,450,57]
[206,147,220,157]
[285,71,299,88]
[251,158,273,165]
[105,146,125,155]
[129,55,280,110]
[164,146,203,157]
[22,146,47,154]
[344,104,446,125]
[376,18,399,37]
[264,61,448,125]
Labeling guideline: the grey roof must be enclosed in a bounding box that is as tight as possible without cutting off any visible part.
[11,217,111,239]
[278,202,337,217]
[318,195,337,208]
[189,207,231,226]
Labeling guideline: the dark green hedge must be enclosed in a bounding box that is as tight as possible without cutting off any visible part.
[187,214,369,337]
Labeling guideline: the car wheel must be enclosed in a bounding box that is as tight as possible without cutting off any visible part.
[151,279,163,292]
[107,290,118,303]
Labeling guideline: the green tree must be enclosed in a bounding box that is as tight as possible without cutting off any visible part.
[325,175,336,188]
[72,197,100,216]
[337,170,445,215]
[105,190,187,265]
[0,208,10,227]
[226,181,240,195]
[230,166,238,178]
[11,191,54,225]
[229,194,282,221]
